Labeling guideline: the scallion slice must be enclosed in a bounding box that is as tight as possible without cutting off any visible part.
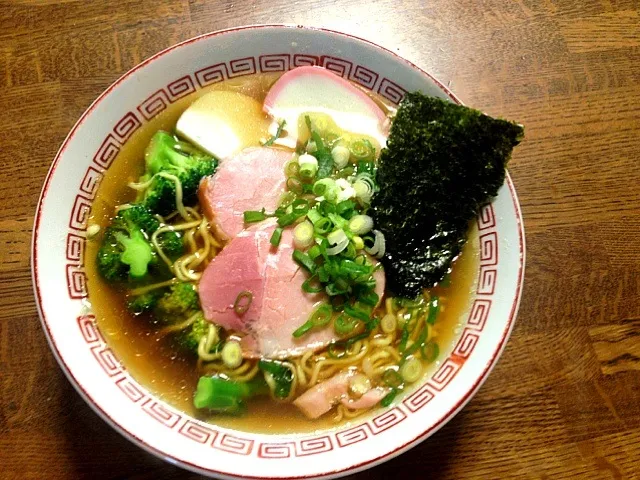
[314,217,333,235]
[382,369,403,389]
[293,221,314,249]
[243,210,267,223]
[286,177,303,195]
[233,291,253,315]
[348,215,374,235]
[421,341,440,362]
[284,159,300,177]
[292,250,316,273]
[349,138,375,161]
[270,227,283,247]
[400,357,423,383]
[313,178,337,198]
[331,144,350,169]
[334,314,358,336]
[302,275,323,293]
[292,303,333,338]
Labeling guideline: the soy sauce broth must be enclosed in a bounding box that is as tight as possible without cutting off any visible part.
[85,73,479,434]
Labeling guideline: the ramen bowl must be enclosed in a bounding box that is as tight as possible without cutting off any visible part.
[32,25,524,479]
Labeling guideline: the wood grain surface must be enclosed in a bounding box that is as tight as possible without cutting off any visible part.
[1,1,640,479]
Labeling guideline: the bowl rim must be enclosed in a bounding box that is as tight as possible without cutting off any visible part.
[31,24,525,479]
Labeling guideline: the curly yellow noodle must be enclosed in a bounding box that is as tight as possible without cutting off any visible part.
[129,278,179,296]
[156,311,199,338]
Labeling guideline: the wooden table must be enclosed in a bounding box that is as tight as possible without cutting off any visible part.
[2,1,639,478]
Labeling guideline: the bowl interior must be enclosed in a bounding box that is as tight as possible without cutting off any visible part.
[32,25,524,480]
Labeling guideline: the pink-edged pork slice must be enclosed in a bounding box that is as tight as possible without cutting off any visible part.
[198,147,292,241]
[293,370,390,419]
[198,220,386,359]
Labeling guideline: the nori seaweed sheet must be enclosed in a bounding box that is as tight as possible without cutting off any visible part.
[370,92,524,298]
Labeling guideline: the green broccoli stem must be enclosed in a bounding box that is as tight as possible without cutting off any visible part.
[193,376,269,414]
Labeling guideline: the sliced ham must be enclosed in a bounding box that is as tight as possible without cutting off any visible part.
[293,371,390,419]
[197,145,386,359]
[293,370,356,419]
[198,219,386,359]
[198,147,292,241]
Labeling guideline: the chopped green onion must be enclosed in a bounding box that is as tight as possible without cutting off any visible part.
[222,341,243,369]
[326,228,349,255]
[263,119,286,147]
[277,212,299,227]
[233,291,253,315]
[291,198,310,215]
[356,159,376,176]
[243,210,267,223]
[353,174,376,205]
[340,259,371,277]
[286,177,303,195]
[306,140,317,153]
[298,153,318,179]
[308,244,322,260]
[348,215,374,235]
[343,242,357,258]
[343,305,371,323]
[400,357,423,383]
[293,221,314,249]
[284,159,300,177]
[382,369,403,388]
[401,296,439,362]
[314,217,333,235]
[331,145,350,169]
[357,290,379,307]
[293,303,333,338]
[381,313,397,333]
[426,296,440,325]
[278,191,296,208]
[335,199,356,216]
[364,229,386,259]
[421,341,440,362]
[270,227,283,247]
[349,138,375,161]
[334,314,358,336]
[352,236,364,250]
[307,208,323,225]
[328,213,348,230]
[380,388,399,407]
[313,178,337,197]
[292,250,316,273]
[302,275,323,293]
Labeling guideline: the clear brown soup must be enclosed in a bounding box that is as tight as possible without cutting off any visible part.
[85,73,479,434]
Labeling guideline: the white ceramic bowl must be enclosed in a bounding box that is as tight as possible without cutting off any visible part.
[32,25,524,479]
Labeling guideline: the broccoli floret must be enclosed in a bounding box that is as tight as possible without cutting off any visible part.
[174,311,210,353]
[156,231,184,261]
[127,290,164,314]
[154,282,200,321]
[96,205,159,282]
[138,131,218,215]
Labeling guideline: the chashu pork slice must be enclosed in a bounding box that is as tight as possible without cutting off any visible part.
[198,220,386,359]
[198,147,292,241]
